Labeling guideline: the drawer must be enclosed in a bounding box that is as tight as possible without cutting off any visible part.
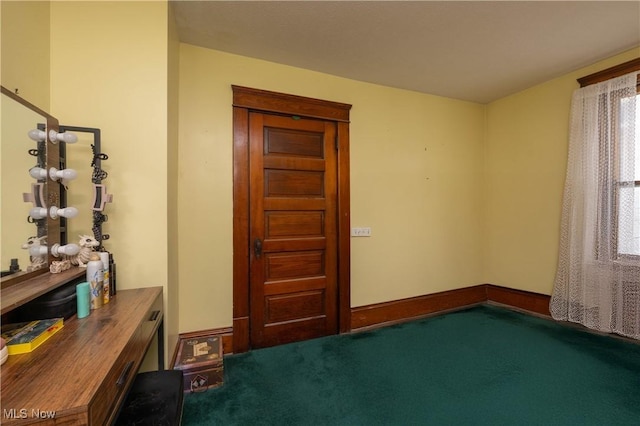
[91,291,163,424]
[139,292,163,348]
[89,326,143,425]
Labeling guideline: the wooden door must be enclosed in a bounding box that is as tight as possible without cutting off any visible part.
[232,85,352,353]
[249,113,338,347]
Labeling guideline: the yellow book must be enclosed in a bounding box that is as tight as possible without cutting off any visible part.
[1,318,64,355]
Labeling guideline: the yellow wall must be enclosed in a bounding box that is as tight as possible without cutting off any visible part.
[178,45,485,332]
[484,47,640,295]
[0,1,50,109]
[166,2,181,356]
[4,0,639,342]
[48,1,173,364]
[49,0,168,289]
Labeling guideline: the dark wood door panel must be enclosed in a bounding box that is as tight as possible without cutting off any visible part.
[263,277,327,296]
[263,317,327,347]
[265,169,325,197]
[265,290,326,323]
[264,127,325,158]
[265,211,325,238]
[263,115,327,144]
[265,251,325,281]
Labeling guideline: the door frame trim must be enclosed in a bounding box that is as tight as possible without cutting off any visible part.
[232,85,352,353]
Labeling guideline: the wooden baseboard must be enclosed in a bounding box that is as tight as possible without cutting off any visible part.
[176,284,551,354]
[351,285,487,330]
[485,284,551,317]
[351,284,551,331]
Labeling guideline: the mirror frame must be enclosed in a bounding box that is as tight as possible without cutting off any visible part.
[58,124,109,251]
[1,85,61,287]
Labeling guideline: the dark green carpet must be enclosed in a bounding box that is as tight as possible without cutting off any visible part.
[183,305,640,425]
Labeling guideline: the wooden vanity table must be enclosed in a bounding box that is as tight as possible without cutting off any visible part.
[1,269,164,425]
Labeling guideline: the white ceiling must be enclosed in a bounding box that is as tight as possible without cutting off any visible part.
[172,1,640,104]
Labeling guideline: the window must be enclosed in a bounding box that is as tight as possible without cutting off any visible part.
[551,59,640,339]
[618,94,640,256]
[577,58,640,260]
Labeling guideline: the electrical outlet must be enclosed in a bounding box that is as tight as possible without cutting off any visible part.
[351,227,372,237]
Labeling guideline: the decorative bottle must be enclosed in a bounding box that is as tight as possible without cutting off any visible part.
[87,253,104,310]
[99,252,110,304]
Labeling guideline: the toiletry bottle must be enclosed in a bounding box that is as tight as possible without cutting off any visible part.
[9,259,20,273]
[99,252,110,304]
[109,253,116,296]
[87,253,104,310]
[76,282,91,319]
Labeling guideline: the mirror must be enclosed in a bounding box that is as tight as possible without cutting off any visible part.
[0,87,58,282]
[1,91,46,274]
[0,86,111,286]
[65,134,92,243]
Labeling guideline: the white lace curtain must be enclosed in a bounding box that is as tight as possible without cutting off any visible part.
[550,71,640,340]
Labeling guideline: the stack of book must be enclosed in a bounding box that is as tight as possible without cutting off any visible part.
[1,318,64,355]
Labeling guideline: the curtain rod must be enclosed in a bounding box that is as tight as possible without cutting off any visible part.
[577,57,640,88]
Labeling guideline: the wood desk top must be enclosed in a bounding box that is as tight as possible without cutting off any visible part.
[1,268,85,315]
[0,287,163,425]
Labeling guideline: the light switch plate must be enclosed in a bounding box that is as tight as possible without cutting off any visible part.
[351,227,372,237]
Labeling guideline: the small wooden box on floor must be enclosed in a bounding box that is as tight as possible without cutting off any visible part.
[173,336,223,393]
